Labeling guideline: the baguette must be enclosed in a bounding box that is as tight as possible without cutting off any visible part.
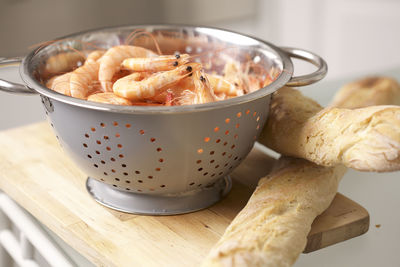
[330,76,400,109]
[201,159,346,267]
[258,87,400,172]
[202,76,400,267]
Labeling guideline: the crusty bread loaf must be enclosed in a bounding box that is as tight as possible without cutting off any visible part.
[202,76,400,267]
[201,159,346,267]
[258,87,400,172]
[330,76,400,109]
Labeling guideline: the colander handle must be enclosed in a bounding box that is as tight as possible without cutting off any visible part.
[0,57,37,94]
[280,47,328,87]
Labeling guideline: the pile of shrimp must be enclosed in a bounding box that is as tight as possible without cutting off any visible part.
[45,44,273,106]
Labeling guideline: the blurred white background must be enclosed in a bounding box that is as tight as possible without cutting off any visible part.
[1,0,400,129]
[1,0,400,266]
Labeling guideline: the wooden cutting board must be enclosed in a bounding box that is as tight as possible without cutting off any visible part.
[0,122,369,267]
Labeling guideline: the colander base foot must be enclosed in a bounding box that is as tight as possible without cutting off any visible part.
[86,176,232,215]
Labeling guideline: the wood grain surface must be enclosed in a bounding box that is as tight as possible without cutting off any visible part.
[0,122,369,267]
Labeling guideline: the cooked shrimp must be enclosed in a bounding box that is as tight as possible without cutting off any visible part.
[177,70,216,105]
[223,60,248,93]
[206,74,243,96]
[149,88,175,105]
[112,72,148,86]
[87,92,132,105]
[165,90,173,106]
[113,63,201,101]
[214,92,227,101]
[45,52,84,76]
[87,81,103,96]
[121,54,190,72]
[241,61,271,93]
[48,72,100,97]
[263,78,273,87]
[149,76,194,103]
[70,61,100,99]
[191,70,216,104]
[177,89,197,106]
[86,50,105,63]
[46,76,57,89]
[99,45,157,91]
[111,69,135,84]
[47,72,72,96]
[247,75,263,93]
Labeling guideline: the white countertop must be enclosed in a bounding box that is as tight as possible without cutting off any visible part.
[1,63,399,267]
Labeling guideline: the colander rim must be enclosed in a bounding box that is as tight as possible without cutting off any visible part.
[20,24,293,114]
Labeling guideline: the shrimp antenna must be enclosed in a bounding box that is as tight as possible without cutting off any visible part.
[125,29,162,55]
[126,30,162,55]
[77,40,105,51]
[31,40,59,55]
[125,29,146,45]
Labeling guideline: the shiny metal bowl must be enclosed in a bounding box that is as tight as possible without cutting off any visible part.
[0,25,327,214]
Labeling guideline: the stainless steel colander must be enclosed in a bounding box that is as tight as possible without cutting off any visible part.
[0,25,327,214]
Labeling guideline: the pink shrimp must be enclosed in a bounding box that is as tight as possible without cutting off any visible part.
[85,50,105,63]
[247,75,263,93]
[214,92,227,101]
[70,61,100,99]
[98,45,157,91]
[149,77,194,104]
[87,92,133,105]
[176,70,216,105]
[47,72,72,96]
[121,54,190,72]
[191,70,216,104]
[111,72,148,85]
[206,74,243,96]
[113,63,201,101]
[87,81,103,96]
[223,60,248,93]
[46,76,56,88]
[44,52,84,76]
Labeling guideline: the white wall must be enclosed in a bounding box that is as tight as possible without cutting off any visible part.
[213,0,400,80]
[0,0,258,130]
[1,0,400,129]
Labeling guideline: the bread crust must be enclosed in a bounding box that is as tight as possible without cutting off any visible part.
[330,77,400,109]
[259,87,400,172]
[201,159,346,267]
[202,77,400,267]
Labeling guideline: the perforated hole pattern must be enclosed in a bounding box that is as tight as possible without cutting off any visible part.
[74,105,264,195]
[35,25,282,197]
[45,81,270,195]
